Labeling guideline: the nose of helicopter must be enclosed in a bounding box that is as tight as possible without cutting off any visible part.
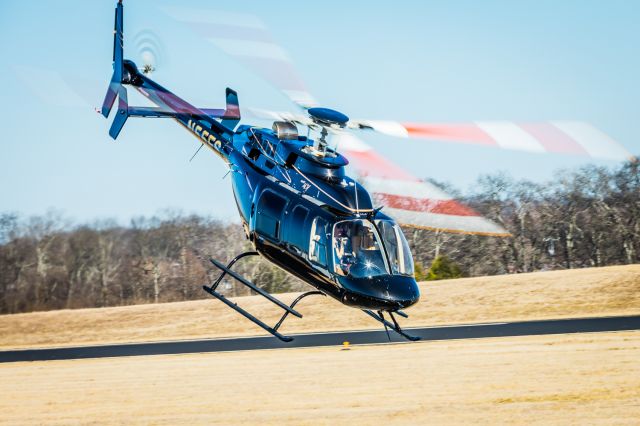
[340,275,421,310]
[387,277,421,309]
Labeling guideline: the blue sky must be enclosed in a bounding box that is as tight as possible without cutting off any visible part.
[0,0,638,223]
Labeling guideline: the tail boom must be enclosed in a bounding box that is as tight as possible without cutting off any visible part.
[100,0,241,159]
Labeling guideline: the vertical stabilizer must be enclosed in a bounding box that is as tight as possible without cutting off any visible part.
[221,88,241,130]
[101,0,125,118]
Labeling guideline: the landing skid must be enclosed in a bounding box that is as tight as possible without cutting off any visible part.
[203,251,325,342]
[363,309,421,341]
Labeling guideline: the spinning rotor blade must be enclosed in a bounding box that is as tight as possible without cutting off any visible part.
[14,65,240,122]
[348,120,633,161]
[247,108,632,162]
[162,7,317,109]
[15,5,629,238]
[14,27,169,112]
[334,133,510,236]
[243,108,311,126]
[162,7,631,162]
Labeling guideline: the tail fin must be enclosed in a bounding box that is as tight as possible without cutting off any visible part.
[101,0,124,118]
[100,0,143,140]
[221,88,241,130]
[195,88,241,130]
[109,86,128,139]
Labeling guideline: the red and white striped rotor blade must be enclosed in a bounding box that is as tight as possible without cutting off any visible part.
[334,133,510,236]
[162,7,317,110]
[350,120,633,161]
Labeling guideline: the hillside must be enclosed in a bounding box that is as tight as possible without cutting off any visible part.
[1,265,638,349]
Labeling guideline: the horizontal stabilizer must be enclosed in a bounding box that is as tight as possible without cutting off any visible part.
[127,106,179,118]
[108,90,182,139]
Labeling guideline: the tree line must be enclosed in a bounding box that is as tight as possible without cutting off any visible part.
[410,160,639,277]
[0,160,637,314]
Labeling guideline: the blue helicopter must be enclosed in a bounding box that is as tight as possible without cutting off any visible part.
[101,1,423,341]
[101,1,630,342]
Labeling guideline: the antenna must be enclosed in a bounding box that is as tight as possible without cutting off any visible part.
[189,143,204,162]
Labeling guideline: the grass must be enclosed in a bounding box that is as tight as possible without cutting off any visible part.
[0,331,638,425]
[0,264,639,349]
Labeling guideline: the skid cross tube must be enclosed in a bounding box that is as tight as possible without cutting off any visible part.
[273,291,325,331]
[209,251,258,292]
[203,252,315,342]
[363,310,421,341]
[209,256,301,317]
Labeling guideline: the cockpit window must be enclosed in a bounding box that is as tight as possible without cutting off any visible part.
[332,220,389,278]
[376,220,414,276]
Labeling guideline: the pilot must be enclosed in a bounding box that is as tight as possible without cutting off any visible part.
[334,226,354,276]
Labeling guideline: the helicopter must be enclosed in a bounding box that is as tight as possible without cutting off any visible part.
[100,1,631,342]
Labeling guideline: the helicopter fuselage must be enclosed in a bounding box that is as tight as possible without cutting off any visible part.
[101,0,422,342]
[226,125,420,312]
[115,59,420,313]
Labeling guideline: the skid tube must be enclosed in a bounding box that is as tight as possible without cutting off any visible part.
[363,309,421,341]
[203,252,325,342]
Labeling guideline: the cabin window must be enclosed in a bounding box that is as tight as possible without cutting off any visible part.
[309,217,328,266]
[289,205,309,251]
[255,190,287,240]
[248,147,260,161]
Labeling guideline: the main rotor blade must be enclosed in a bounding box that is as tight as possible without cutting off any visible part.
[349,120,633,162]
[333,132,510,237]
[162,6,318,110]
[161,6,633,162]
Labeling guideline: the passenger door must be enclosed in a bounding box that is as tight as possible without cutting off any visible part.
[255,190,287,241]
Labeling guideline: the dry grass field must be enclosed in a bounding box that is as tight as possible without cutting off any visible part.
[1,265,639,349]
[1,331,638,425]
[1,265,639,425]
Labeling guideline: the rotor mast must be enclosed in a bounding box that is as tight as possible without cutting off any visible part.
[307,107,349,155]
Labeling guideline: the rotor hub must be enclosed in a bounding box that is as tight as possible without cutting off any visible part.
[308,107,349,128]
[307,108,349,154]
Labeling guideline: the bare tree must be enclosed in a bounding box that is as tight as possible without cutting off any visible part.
[0,159,637,314]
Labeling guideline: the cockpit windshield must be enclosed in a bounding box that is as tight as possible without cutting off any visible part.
[331,219,415,279]
[332,220,389,278]
[375,220,414,276]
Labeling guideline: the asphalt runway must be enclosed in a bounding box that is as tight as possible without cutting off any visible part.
[1,315,639,363]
